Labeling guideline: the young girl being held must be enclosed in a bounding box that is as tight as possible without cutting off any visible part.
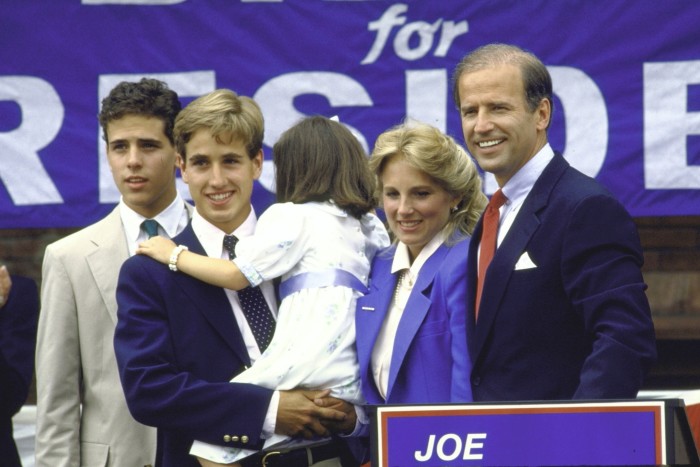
[137,116,389,459]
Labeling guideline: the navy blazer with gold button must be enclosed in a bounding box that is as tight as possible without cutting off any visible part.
[114,223,273,467]
[467,153,657,402]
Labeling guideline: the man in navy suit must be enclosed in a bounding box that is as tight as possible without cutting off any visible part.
[0,266,38,467]
[452,43,657,401]
[114,89,353,466]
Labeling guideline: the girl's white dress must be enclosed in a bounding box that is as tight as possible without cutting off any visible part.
[190,201,389,462]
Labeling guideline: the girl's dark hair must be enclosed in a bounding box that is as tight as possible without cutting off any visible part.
[273,116,376,219]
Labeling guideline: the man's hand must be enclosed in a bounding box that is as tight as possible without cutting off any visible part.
[276,389,346,439]
[136,236,177,264]
[0,265,12,309]
[314,394,357,435]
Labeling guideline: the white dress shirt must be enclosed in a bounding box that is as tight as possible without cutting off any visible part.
[119,194,191,256]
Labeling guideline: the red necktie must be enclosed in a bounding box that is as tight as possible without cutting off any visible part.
[476,189,507,319]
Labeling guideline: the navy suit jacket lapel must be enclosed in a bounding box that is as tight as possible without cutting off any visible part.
[172,224,251,365]
[472,153,569,360]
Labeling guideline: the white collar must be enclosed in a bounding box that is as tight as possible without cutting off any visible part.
[191,207,257,259]
[500,143,555,205]
[305,200,348,217]
[391,230,446,277]
[120,194,189,245]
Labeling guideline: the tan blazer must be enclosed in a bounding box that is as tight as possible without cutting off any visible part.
[35,204,191,467]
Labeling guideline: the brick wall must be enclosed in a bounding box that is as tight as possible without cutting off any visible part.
[1,228,78,283]
[636,216,700,389]
[637,217,700,339]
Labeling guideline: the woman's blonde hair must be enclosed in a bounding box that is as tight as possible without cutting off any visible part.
[370,121,487,240]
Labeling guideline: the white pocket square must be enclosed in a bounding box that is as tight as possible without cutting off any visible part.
[514,251,537,270]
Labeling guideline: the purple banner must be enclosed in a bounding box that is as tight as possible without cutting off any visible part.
[2,1,700,228]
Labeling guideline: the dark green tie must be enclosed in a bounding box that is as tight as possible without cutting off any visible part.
[141,219,160,238]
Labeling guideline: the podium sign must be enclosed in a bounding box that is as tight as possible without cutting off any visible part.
[373,401,666,466]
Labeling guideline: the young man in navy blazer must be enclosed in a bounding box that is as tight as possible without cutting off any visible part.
[114,89,354,467]
[453,43,656,401]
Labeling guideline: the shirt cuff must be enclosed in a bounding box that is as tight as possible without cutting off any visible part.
[233,257,264,287]
[189,440,253,463]
[263,390,280,437]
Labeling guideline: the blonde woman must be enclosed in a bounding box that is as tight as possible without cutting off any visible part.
[356,122,487,405]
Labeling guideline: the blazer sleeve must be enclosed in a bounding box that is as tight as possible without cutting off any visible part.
[432,242,472,402]
[114,256,274,449]
[35,245,84,464]
[562,194,657,399]
[0,275,38,418]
